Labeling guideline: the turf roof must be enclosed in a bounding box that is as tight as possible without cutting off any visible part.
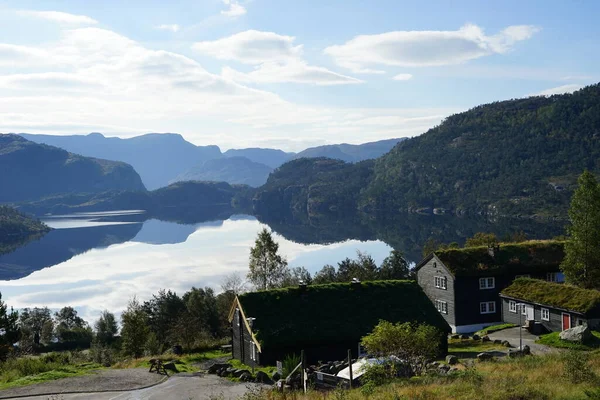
[501,278,600,315]
[433,240,564,276]
[237,280,450,349]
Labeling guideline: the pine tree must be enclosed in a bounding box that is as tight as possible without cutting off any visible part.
[0,292,20,361]
[247,228,288,290]
[121,297,149,358]
[380,250,410,280]
[561,171,600,289]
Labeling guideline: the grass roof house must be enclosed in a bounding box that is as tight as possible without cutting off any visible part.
[229,280,451,366]
[415,240,565,333]
[500,278,600,332]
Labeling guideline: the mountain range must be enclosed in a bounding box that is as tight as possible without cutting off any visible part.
[18,133,403,189]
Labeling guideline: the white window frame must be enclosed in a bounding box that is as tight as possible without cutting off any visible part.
[479,277,495,290]
[547,272,557,282]
[435,300,448,314]
[434,276,447,289]
[509,300,517,313]
[480,301,496,314]
[541,308,550,321]
[521,303,528,316]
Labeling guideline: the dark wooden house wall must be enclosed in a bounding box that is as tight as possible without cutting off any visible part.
[231,308,260,367]
[417,257,456,327]
[500,297,594,332]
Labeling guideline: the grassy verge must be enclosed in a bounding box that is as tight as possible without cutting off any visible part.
[113,350,230,372]
[0,353,102,390]
[228,359,276,376]
[447,338,505,360]
[536,331,600,351]
[253,352,600,399]
[475,323,517,336]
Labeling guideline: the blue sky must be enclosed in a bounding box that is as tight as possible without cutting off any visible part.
[0,0,597,151]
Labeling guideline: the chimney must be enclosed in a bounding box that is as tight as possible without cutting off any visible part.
[487,244,500,257]
[298,281,307,291]
[351,278,361,289]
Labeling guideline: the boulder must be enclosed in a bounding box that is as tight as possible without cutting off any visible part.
[559,325,592,343]
[208,363,230,374]
[451,334,460,339]
[482,335,491,342]
[171,345,183,355]
[460,334,470,340]
[521,345,531,355]
[446,355,458,365]
[438,364,450,372]
[163,362,178,372]
[472,334,480,341]
[240,372,253,382]
[449,367,460,374]
[233,369,249,378]
[477,352,493,361]
[494,339,502,345]
[502,340,512,348]
[255,371,271,383]
[508,349,523,358]
[272,371,281,381]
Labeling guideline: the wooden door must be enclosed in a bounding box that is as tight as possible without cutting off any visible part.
[562,313,571,331]
[526,305,534,321]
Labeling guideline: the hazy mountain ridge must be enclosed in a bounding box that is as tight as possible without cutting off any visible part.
[0,134,145,203]
[293,138,405,163]
[173,156,273,187]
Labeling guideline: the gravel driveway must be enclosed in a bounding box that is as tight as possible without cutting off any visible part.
[488,327,556,354]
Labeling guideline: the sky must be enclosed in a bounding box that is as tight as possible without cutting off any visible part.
[0,0,598,151]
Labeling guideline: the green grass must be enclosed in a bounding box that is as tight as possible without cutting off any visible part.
[447,338,506,360]
[228,358,276,376]
[475,323,517,336]
[536,331,600,351]
[0,356,101,390]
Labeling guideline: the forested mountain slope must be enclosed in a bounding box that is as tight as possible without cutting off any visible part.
[0,135,145,203]
[254,84,600,219]
[293,138,404,163]
[0,206,50,255]
[365,83,600,217]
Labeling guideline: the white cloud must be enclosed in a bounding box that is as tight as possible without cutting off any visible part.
[193,30,302,64]
[222,61,363,85]
[16,10,97,25]
[392,73,413,81]
[221,0,247,17]
[324,23,540,72]
[0,24,453,150]
[194,30,361,86]
[155,24,180,32]
[532,84,584,96]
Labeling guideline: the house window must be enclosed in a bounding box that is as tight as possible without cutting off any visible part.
[541,308,550,321]
[479,277,495,290]
[547,272,565,283]
[521,304,527,316]
[509,300,517,313]
[480,301,496,314]
[435,300,448,314]
[434,276,447,289]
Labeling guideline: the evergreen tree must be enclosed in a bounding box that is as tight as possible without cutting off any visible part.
[561,171,600,288]
[247,228,288,290]
[18,307,52,347]
[94,310,118,345]
[121,297,149,358]
[0,292,20,360]
[380,250,410,280]
[312,264,337,284]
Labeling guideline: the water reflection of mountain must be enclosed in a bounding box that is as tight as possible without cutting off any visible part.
[256,212,565,263]
[0,223,142,280]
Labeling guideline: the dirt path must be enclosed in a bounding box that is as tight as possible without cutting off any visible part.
[3,374,263,400]
[0,368,166,399]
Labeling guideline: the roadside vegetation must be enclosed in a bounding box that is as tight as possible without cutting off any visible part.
[474,323,517,336]
[537,331,600,351]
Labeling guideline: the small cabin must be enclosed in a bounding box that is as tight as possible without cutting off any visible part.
[500,278,600,332]
[229,280,451,366]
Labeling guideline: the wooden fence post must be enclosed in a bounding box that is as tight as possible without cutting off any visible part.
[348,349,353,389]
[301,349,306,393]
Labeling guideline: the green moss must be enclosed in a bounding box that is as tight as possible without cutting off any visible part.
[502,278,600,314]
[536,331,600,351]
[238,280,450,350]
[435,240,565,276]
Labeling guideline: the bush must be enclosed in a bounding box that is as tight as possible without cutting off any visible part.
[282,353,301,378]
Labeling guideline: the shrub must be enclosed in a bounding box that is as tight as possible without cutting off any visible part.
[282,353,301,378]
[563,350,597,383]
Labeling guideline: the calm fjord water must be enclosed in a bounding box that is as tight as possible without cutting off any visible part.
[0,212,392,322]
